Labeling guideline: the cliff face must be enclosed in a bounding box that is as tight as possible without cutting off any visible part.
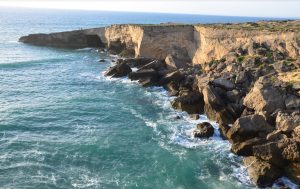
[19,21,300,66]
[192,26,300,64]
[102,23,300,67]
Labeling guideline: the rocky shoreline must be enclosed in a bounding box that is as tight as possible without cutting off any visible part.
[19,20,300,188]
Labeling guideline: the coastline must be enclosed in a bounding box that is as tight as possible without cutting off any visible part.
[19,20,300,188]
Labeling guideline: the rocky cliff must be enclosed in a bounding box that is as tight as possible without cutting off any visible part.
[20,21,300,68]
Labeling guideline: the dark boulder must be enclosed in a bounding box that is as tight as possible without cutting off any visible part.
[193,122,214,138]
[171,91,204,114]
[105,63,132,77]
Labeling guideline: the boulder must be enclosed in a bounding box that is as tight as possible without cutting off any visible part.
[212,77,235,91]
[243,156,282,187]
[105,63,132,77]
[231,137,266,156]
[243,77,285,117]
[227,114,273,143]
[171,91,204,114]
[276,111,300,133]
[193,122,214,138]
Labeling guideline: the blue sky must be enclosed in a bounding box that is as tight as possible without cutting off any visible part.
[0,0,299,18]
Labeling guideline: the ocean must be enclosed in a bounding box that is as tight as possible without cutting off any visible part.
[0,7,296,189]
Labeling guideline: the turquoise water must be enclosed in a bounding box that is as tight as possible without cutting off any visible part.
[0,7,293,189]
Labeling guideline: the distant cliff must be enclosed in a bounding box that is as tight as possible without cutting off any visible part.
[20,20,300,69]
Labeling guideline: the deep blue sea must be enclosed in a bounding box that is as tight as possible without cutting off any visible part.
[0,7,297,189]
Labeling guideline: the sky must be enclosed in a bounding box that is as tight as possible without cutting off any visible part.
[0,0,299,18]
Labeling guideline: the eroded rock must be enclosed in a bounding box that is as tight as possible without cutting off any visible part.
[193,122,214,138]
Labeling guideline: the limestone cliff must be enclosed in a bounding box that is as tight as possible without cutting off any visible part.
[20,20,300,66]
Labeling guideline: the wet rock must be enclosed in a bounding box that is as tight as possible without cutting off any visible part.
[212,77,235,91]
[243,77,285,117]
[171,91,204,114]
[231,137,266,156]
[98,59,106,63]
[193,122,214,138]
[227,114,273,143]
[276,111,300,133]
[105,63,132,77]
[243,156,282,187]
